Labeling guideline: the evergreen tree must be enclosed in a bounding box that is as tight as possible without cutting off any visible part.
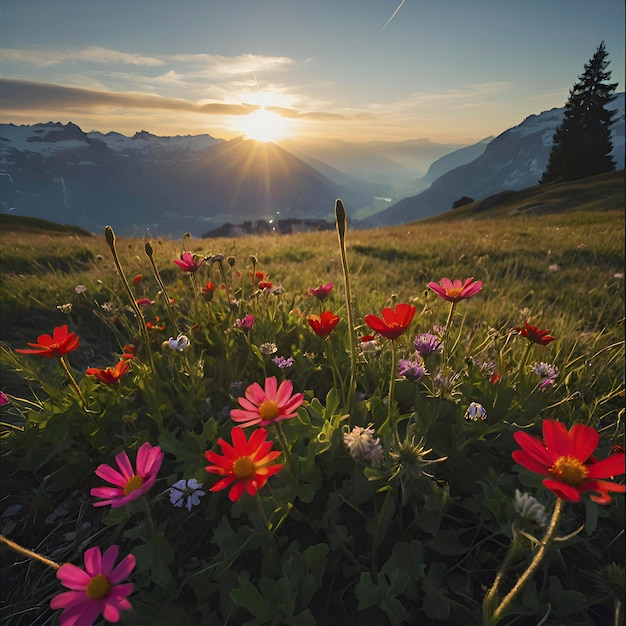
[540,41,618,184]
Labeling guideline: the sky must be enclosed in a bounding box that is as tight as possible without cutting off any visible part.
[0,0,624,145]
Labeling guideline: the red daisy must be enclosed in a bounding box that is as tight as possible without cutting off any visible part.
[15,325,79,359]
[308,310,340,337]
[516,320,556,346]
[364,303,416,340]
[86,360,131,384]
[512,420,625,504]
[205,427,283,501]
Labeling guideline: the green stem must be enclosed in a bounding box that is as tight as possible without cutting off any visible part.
[105,226,154,372]
[59,355,87,407]
[274,421,295,473]
[489,498,565,625]
[142,496,157,539]
[325,338,344,405]
[441,301,456,373]
[379,339,397,436]
[145,241,179,331]
[0,534,60,570]
[335,200,358,412]
[255,493,270,532]
[371,488,393,582]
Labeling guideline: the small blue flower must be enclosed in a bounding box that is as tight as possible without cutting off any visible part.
[169,478,205,511]
[464,402,487,421]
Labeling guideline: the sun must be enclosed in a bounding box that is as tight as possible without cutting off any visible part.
[239,107,289,142]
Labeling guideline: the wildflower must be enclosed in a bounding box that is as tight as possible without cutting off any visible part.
[16,325,79,359]
[121,341,139,360]
[173,251,205,273]
[259,342,278,355]
[169,478,205,511]
[308,283,334,300]
[389,424,447,483]
[272,356,295,369]
[532,362,559,389]
[57,303,73,314]
[427,277,482,302]
[229,380,245,396]
[204,427,283,501]
[133,274,143,284]
[231,376,304,428]
[344,424,383,467]
[235,315,255,330]
[513,489,548,527]
[250,271,265,285]
[432,368,461,394]
[464,402,487,421]
[50,545,135,625]
[0,391,8,405]
[308,310,340,337]
[359,334,379,355]
[414,332,443,358]
[548,264,560,272]
[202,280,217,297]
[91,442,164,508]
[210,253,225,264]
[469,356,496,377]
[75,285,87,294]
[512,420,625,504]
[86,360,131,384]
[364,303,416,340]
[166,334,190,351]
[146,317,166,332]
[135,297,154,307]
[516,320,556,346]
[258,280,273,290]
[614,273,624,279]
[397,358,427,383]
[101,302,116,313]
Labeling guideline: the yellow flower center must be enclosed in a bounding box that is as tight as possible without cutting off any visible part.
[259,400,280,422]
[86,573,111,600]
[233,456,256,480]
[123,474,144,496]
[446,288,463,299]
[550,456,588,486]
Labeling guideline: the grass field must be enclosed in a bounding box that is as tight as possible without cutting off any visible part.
[0,170,624,625]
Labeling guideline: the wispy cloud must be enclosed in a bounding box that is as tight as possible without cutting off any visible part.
[2,46,164,67]
[168,53,293,76]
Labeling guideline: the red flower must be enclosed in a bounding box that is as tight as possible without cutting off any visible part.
[308,310,340,337]
[146,317,166,332]
[86,360,131,384]
[258,280,273,290]
[308,283,334,301]
[173,251,205,273]
[16,325,79,359]
[205,427,283,501]
[427,277,482,303]
[202,281,217,294]
[516,320,556,346]
[135,298,154,307]
[133,274,143,285]
[512,420,625,504]
[364,303,416,340]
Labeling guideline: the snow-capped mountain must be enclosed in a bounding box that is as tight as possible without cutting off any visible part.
[0,122,369,236]
[372,92,625,226]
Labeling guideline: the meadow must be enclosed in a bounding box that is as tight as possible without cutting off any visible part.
[0,171,624,625]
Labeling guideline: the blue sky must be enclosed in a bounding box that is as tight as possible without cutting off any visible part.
[1,0,624,144]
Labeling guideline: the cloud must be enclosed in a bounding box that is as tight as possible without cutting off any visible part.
[166,52,293,76]
[2,46,164,67]
[0,78,258,116]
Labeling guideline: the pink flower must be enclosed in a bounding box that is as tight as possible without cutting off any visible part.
[231,376,304,428]
[173,251,205,273]
[427,278,482,303]
[91,442,163,508]
[135,298,154,307]
[0,391,8,405]
[235,314,255,330]
[50,545,135,625]
[308,282,334,300]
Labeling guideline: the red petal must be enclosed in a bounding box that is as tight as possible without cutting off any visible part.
[586,453,625,479]
[542,420,569,458]
[568,423,599,461]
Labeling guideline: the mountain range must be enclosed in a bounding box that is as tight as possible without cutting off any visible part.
[0,92,623,236]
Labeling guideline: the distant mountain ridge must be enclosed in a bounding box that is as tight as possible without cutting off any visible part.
[371,92,625,226]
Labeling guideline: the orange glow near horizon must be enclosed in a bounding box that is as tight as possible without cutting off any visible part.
[237,107,290,142]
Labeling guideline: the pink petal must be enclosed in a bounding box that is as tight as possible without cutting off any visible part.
[94,464,127,488]
[109,555,136,585]
[90,486,125,499]
[99,545,120,578]
[56,563,90,590]
[567,423,599,461]
[83,546,102,576]
[50,589,84,610]
[586,454,626,479]
[542,421,569,458]
[235,397,260,412]
[264,376,278,400]
[113,452,134,481]
[274,379,294,406]
[245,382,266,406]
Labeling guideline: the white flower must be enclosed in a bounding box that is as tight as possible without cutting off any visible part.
[56,303,73,314]
[464,402,487,421]
[344,424,383,467]
[513,489,548,527]
[167,334,190,351]
[169,478,205,511]
[259,342,278,355]
[75,285,87,293]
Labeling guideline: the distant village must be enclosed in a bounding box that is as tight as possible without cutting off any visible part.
[202,217,334,238]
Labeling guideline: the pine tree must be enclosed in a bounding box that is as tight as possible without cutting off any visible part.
[540,41,618,184]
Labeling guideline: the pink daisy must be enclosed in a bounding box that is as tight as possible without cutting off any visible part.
[230,376,304,428]
[50,545,135,625]
[91,442,163,508]
[427,277,482,303]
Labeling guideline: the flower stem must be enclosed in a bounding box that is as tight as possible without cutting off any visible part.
[487,498,565,625]
[59,355,87,407]
[142,496,157,538]
[145,241,179,331]
[379,339,397,436]
[0,534,60,570]
[274,421,295,473]
[441,301,456,373]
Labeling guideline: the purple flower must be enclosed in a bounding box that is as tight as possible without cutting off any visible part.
[414,333,443,358]
[397,358,427,382]
[308,283,334,301]
[272,356,295,369]
[235,315,255,330]
[532,362,559,389]
[0,391,8,406]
